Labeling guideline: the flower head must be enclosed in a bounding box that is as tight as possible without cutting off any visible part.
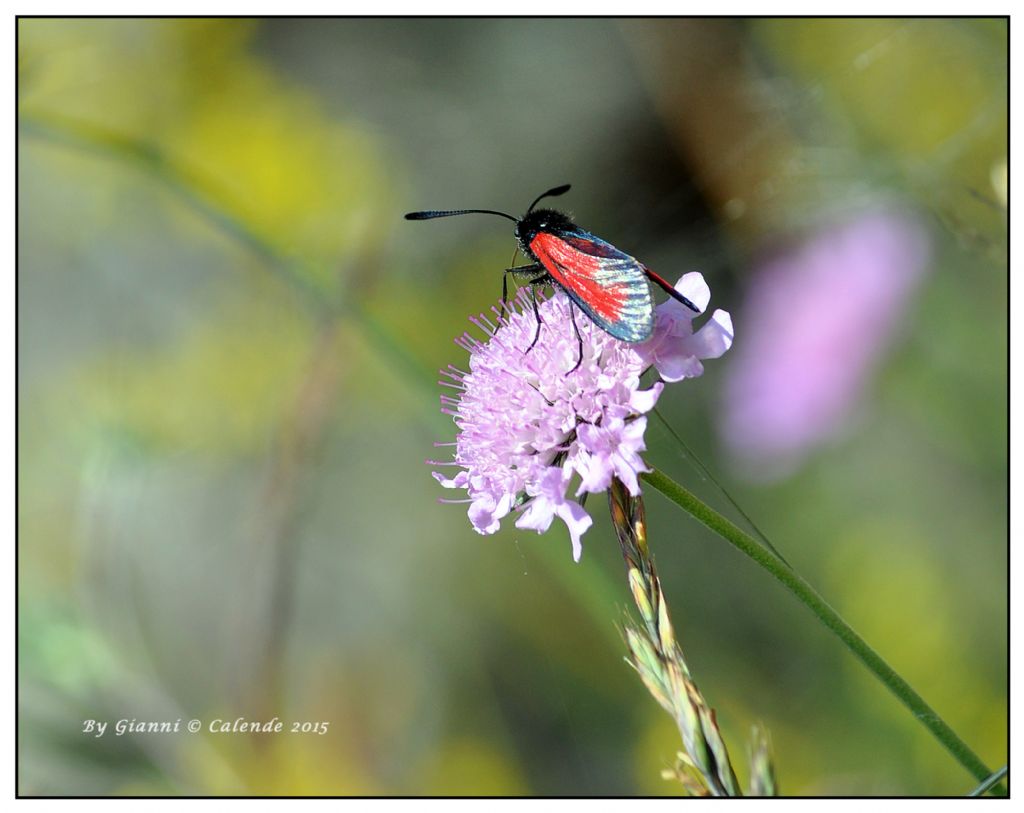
[720,210,929,478]
[432,274,732,561]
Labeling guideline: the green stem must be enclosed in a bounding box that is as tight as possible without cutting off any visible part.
[641,466,1003,794]
[968,765,1007,797]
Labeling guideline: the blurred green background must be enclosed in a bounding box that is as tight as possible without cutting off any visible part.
[18,18,1006,796]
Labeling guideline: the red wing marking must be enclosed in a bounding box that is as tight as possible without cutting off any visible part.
[530,232,628,321]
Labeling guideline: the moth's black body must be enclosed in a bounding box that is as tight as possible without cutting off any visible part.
[513,208,577,255]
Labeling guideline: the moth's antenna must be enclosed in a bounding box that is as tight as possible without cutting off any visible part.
[525,184,571,214]
[405,208,519,222]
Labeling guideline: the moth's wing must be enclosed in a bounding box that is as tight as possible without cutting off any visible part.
[529,229,654,342]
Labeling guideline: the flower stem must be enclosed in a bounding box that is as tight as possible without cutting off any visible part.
[641,466,1002,793]
[968,765,1008,797]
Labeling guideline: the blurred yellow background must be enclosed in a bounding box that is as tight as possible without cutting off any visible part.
[18,18,1006,796]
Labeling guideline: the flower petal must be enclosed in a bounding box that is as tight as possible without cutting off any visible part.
[621,416,649,450]
[515,498,555,535]
[674,272,711,313]
[533,465,570,501]
[573,451,614,496]
[628,381,664,415]
[655,353,705,383]
[556,500,594,562]
[575,422,609,456]
[432,470,468,489]
[468,495,502,535]
[612,452,644,495]
[685,309,734,360]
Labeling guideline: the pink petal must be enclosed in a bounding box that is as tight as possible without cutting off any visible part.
[468,496,502,535]
[674,272,711,313]
[557,501,594,562]
[615,463,641,495]
[656,354,705,382]
[629,382,664,414]
[621,416,649,447]
[573,451,613,496]
[515,498,555,535]
[432,470,468,489]
[685,309,734,360]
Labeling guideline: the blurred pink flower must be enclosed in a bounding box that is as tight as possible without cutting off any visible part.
[720,209,930,478]
[431,276,732,561]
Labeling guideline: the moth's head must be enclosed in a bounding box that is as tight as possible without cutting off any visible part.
[516,208,575,248]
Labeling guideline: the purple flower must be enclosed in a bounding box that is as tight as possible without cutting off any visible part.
[720,210,930,478]
[431,275,732,561]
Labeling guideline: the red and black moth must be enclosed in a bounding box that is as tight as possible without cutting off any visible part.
[405,184,699,371]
